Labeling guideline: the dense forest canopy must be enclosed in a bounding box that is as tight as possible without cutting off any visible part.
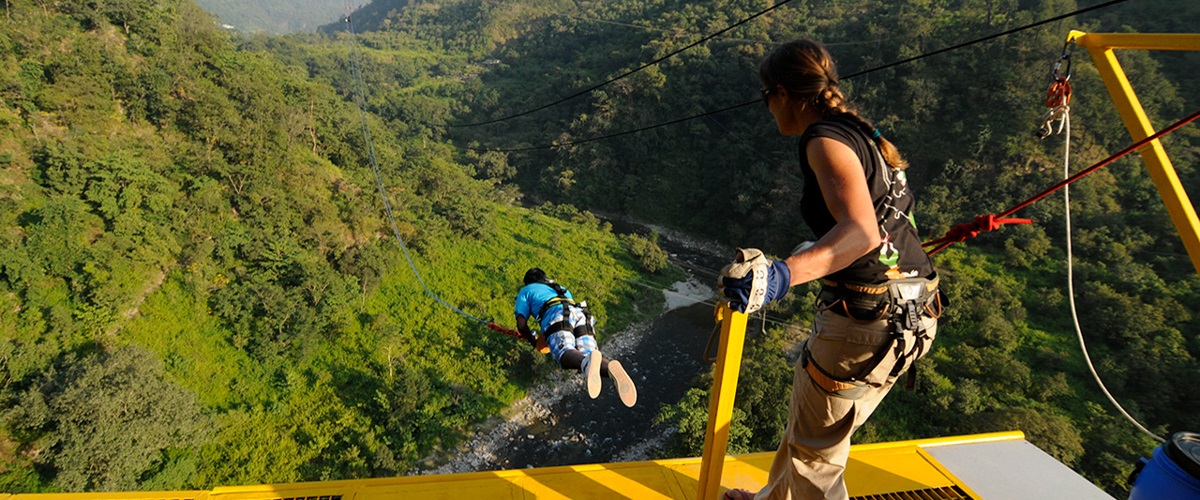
[1,0,1198,497]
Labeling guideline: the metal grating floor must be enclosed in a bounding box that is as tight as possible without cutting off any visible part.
[851,485,972,500]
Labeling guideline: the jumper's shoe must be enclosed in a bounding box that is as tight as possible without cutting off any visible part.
[581,349,602,399]
[607,360,637,407]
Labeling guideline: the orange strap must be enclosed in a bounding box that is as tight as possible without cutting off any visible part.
[487,322,550,353]
[804,359,861,394]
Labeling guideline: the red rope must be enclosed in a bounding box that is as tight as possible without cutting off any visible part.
[487,321,520,338]
[489,321,550,353]
[925,108,1200,256]
[923,214,1033,255]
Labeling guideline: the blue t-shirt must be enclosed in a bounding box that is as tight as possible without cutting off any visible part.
[514,283,574,331]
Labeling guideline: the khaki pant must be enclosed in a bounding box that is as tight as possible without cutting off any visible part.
[756,309,938,500]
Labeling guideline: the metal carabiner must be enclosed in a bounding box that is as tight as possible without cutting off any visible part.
[1050,39,1075,82]
[1036,39,1075,139]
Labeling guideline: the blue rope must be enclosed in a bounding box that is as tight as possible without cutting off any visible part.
[343,13,489,326]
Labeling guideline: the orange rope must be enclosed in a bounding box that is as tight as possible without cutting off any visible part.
[487,321,520,338]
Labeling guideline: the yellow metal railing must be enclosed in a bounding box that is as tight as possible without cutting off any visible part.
[1070,31,1200,275]
[6,431,1023,499]
[696,303,749,500]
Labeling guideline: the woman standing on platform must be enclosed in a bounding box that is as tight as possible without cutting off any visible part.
[718,39,945,500]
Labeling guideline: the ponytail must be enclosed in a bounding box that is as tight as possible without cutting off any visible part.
[875,134,909,170]
[829,105,910,170]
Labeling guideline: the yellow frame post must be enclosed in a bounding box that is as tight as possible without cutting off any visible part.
[696,303,749,500]
[1070,31,1200,275]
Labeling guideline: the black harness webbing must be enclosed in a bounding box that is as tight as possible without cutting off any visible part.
[803,276,944,398]
[534,281,574,322]
[531,281,596,338]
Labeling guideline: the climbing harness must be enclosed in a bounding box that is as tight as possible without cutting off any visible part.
[1037,40,1074,139]
[804,275,944,397]
[799,124,947,393]
[536,282,573,320]
[532,281,597,341]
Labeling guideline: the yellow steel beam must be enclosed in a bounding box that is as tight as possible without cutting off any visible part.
[696,303,749,500]
[8,432,1031,499]
[853,430,1026,452]
[1070,31,1200,276]
[1071,31,1200,51]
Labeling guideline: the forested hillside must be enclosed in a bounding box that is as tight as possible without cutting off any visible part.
[0,0,673,491]
[335,0,1200,496]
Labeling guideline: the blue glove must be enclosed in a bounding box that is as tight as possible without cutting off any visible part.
[717,248,791,313]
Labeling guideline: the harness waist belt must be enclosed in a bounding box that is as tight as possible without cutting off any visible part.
[545,319,573,334]
[821,279,888,295]
[819,275,942,321]
[537,296,574,322]
[822,276,939,295]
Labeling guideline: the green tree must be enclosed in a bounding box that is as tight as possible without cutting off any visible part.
[622,231,670,273]
[6,346,207,491]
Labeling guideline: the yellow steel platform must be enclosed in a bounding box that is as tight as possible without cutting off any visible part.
[1,432,1037,500]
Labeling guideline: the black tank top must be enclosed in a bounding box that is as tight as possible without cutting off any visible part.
[798,116,935,284]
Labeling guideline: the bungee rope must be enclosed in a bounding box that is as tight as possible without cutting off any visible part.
[342,17,724,342]
[342,10,509,333]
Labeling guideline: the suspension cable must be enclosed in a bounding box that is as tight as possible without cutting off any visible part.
[451,0,798,128]
[466,0,1131,152]
[841,0,1126,80]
